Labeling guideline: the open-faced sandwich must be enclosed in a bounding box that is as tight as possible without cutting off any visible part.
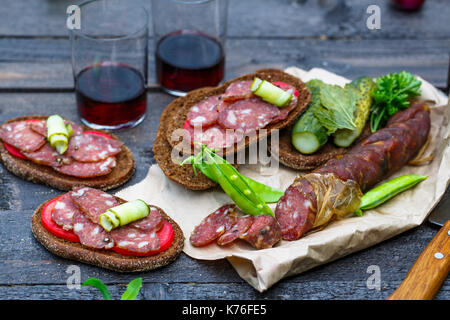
[0,115,135,190]
[31,186,184,272]
[185,71,431,249]
[270,76,376,170]
[153,68,311,190]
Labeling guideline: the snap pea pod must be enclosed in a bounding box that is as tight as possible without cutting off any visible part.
[202,147,274,217]
[181,147,284,203]
[354,174,427,216]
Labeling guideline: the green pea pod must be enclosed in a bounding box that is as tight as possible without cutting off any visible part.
[204,149,274,217]
[208,152,284,204]
[359,174,427,210]
[181,149,284,203]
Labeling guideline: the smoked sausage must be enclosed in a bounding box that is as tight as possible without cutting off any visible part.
[275,103,431,241]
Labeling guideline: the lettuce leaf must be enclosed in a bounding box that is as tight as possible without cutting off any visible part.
[306,80,359,135]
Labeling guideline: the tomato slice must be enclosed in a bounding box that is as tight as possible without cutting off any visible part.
[83,130,114,140]
[272,81,299,97]
[111,221,175,257]
[41,196,80,243]
[4,142,27,159]
[183,120,191,131]
[41,196,175,257]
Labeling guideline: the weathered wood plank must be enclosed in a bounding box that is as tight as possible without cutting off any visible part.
[0,39,448,90]
[0,277,448,300]
[0,0,449,40]
[0,92,448,299]
[1,204,448,290]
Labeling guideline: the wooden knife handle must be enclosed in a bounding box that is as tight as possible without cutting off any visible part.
[388,220,450,300]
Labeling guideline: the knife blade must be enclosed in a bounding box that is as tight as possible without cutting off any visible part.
[388,191,450,300]
[428,192,450,227]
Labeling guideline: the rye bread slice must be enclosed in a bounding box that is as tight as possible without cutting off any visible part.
[270,122,373,170]
[164,69,311,156]
[31,195,184,272]
[0,115,135,191]
[153,94,219,190]
[269,124,346,170]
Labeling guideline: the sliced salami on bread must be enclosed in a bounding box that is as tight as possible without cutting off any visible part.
[0,115,135,191]
[163,69,310,156]
[31,193,184,272]
[153,69,310,190]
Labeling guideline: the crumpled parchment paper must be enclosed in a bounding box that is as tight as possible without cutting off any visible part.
[116,67,449,292]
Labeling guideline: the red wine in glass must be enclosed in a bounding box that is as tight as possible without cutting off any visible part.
[75,61,147,129]
[155,30,225,96]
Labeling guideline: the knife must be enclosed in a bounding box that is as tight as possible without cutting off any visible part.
[388,192,450,300]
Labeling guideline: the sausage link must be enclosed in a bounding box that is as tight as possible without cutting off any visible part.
[276,103,431,240]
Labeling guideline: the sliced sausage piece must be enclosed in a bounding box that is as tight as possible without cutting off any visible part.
[22,143,72,167]
[275,180,317,241]
[111,225,160,253]
[70,187,119,224]
[0,121,46,152]
[187,95,221,127]
[51,192,79,230]
[190,204,237,247]
[217,215,254,246]
[129,206,164,232]
[222,80,254,103]
[240,214,282,249]
[184,123,244,149]
[30,120,84,137]
[218,98,281,131]
[67,133,122,163]
[53,156,117,178]
[72,209,114,249]
[276,103,431,241]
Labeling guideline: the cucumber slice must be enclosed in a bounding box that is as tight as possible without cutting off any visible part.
[99,199,150,232]
[250,77,263,92]
[49,134,69,154]
[333,77,376,147]
[251,77,293,107]
[291,107,328,154]
[291,132,322,154]
[47,114,70,154]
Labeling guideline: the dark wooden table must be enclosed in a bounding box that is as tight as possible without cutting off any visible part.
[0,0,448,300]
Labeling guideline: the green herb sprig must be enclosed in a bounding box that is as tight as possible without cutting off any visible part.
[370,71,422,132]
[82,277,143,300]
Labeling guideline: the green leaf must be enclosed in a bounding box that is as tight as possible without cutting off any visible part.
[82,278,112,300]
[370,71,422,132]
[120,277,143,300]
[313,83,358,134]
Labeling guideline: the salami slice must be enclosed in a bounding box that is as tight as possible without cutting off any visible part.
[217,99,230,113]
[30,120,84,137]
[22,143,72,167]
[51,193,79,230]
[111,225,160,253]
[218,98,281,131]
[67,133,122,163]
[0,121,46,152]
[72,209,114,249]
[222,81,254,102]
[217,214,254,246]
[190,204,237,247]
[129,206,164,232]
[184,123,244,149]
[53,156,117,178]
[240,214,282,249]
[275,181,316,241]
[187,95,221,127]
[70,187,119,224]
